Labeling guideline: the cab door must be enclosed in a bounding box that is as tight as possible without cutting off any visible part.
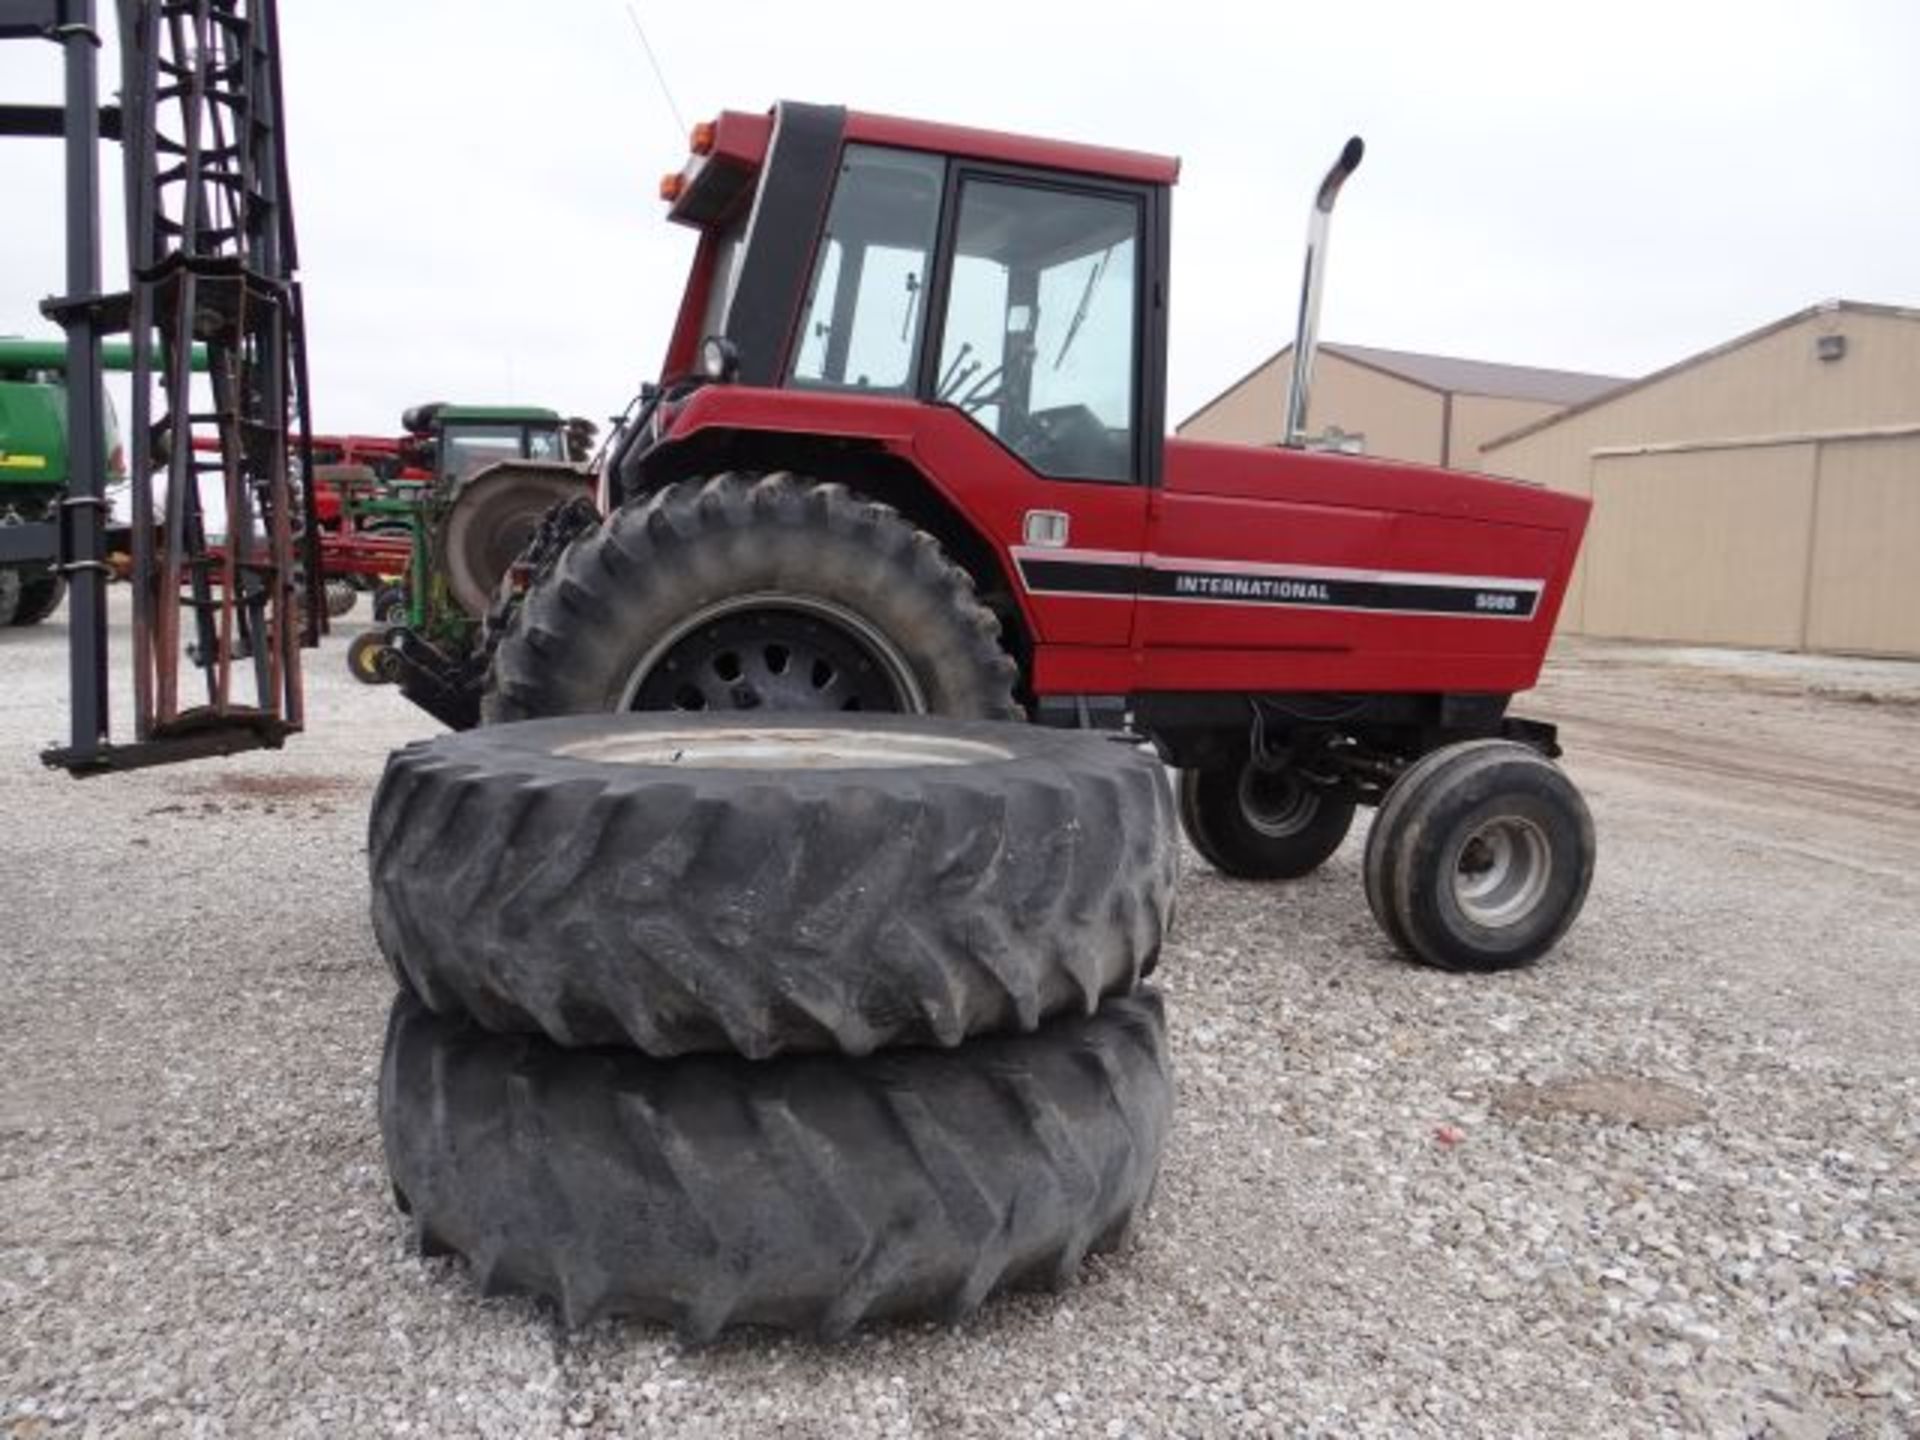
[916,166,1166,653]
[777,146,1167,661]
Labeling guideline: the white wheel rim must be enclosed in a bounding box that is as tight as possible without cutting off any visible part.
[554,727,1010,771]
[1451,816,1552,928]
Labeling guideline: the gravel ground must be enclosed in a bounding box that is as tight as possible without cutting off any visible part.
[3,598,1917,1438]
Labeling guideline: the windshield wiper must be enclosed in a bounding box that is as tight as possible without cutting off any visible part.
[1054,245,1115,370]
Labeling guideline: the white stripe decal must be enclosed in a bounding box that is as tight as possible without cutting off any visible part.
[1010,544,1144,566]
[1010,545,1546,594]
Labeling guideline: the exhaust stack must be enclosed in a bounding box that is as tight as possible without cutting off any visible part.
[1282,136,1365,448]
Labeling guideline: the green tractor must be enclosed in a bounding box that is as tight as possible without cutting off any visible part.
[344,401,594,688]
[0,338,133,626]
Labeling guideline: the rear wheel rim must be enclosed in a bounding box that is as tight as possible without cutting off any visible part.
[1451,816,1552,928]
[621,595,926,715]
[555,727,1011,770]
[1237,764,1320,838]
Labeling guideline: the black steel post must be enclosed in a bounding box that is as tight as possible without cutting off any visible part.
[54,0,110,765]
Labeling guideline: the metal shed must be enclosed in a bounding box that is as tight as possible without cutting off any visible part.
[1177,342,1624,467]
[1480,301,1920,658]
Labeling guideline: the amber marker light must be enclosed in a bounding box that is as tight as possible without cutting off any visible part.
[659,171,685,202]
[689,120,716,155]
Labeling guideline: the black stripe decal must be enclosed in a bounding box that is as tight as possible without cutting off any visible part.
[1015,556,1539,619]
[1015,557,1141,597]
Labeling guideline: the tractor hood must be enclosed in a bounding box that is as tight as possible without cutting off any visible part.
[1165,437,1589,532]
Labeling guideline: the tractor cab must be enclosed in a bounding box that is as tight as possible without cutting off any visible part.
[779,149,1144,484]
[400,403,574,493]
[621,103,1174,497]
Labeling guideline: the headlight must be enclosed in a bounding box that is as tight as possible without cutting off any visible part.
[699,335,739,382]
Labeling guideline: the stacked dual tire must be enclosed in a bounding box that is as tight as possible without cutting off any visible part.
[369,713,1180,1339]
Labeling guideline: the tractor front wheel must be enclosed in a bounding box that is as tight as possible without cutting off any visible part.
[1178,757,1355,879]
[484,472,1020,724]
[1364,740,1595,971]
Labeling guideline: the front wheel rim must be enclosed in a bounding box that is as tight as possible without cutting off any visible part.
[1451,816,1552,928]
[620,594,927,715]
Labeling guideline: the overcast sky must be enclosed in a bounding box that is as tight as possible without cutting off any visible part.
[3,0,1915,436]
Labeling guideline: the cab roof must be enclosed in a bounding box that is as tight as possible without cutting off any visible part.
[430,405,563,425]
[843,106,1180,186]
[667,101,1180,228]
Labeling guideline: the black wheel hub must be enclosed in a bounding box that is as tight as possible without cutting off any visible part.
[631,609,909,714]
[1237,764,1319,838]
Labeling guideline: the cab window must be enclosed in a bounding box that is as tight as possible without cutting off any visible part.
[935,180,1140,482]
[440,424,524,483]
[790,146,945,392]
[439,423,558,483]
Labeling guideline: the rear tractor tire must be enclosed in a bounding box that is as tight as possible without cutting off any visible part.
[1178,756,1356,880]
[1363,740,1595,971]
[380,987,1172,1339]
[484,472,1020,724]
[371,712,1178,1057]
[440,461,594,619]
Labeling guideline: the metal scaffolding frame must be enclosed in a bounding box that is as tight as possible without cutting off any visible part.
[1,0,317,773]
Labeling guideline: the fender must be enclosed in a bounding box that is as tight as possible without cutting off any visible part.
[640,383,1156,651]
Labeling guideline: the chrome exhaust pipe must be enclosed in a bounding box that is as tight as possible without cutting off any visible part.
[1282,136,1365,448]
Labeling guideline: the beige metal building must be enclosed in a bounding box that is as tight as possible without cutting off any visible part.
[1480,301,1920,658]
[1177,341,1625,467]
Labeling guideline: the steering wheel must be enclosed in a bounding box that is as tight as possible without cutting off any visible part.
[1020,404,1128,480]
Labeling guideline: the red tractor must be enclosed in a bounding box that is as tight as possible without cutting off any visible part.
[400,102,1596,972]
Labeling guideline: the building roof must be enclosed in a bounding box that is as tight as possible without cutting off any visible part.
[1325,344,1628,405]
[1480,299,1920,453]
[1178,341,1627,431]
